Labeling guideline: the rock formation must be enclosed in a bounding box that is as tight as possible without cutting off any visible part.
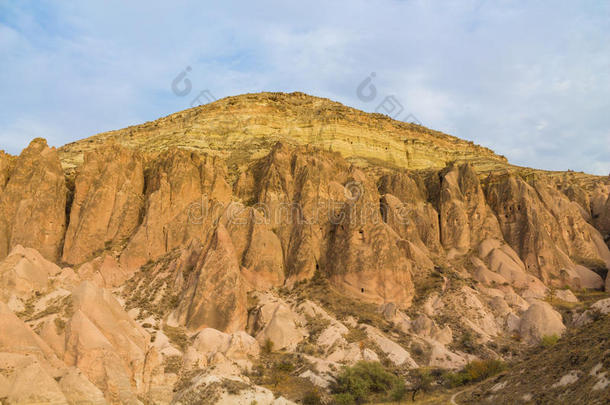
[0,92,608,403]
[63,144,145,265]
[0,139,67,262]
[175,225,248,333]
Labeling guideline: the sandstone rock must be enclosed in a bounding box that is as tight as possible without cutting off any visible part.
[364,325,417,367]
[76,254,131,288]
[189,328,259,370]
[378,172,441,253]
[487,174,610,287]
[519,301,566,344]
[471,256,507,285]
[439,164,502,252]
[561,184,592,219]
[0,302,63,369]
[175,225,247,333]
[444,286,500,341]
[249,293,307,351]
[172,373,296,405]
[326,342,380,364]
[409,314,453,345]
[592,187,610,248]
[222,202,285,290]
[427,341,469,370]
[317,322,349,349]
[120,150,230,270]
[477,240,548,297]
[0,138,67,262]
[59,367,107,405]
[64,310,143,404]
[554,289,578,303]
[4,93,610,403]
[327,169,414,307]
[566,264,604,289]
[235,142,351,285]
[40,317,66,359]
[0,150,14,189]
[0,353,68,404]
[0,245,62,302]
[590,297,610,314]
[63,144,145,265]
[299,369,331,388]
[63,282,150,403]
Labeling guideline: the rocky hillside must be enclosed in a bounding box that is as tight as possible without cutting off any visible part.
[460,301,610,404]
[0,92,609,404]
[59,92,509,173]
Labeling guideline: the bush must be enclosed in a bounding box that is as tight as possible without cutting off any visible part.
[444,359,506,388]
[389,378,407,401]
[409,368,433,401]
[274,360,295,373]
[541,334,559,347]
[331,361,404,404]
[333,392,356,405]
[163,325,189,351]
[302,390,324,405]
[262,338,274,354]
[463,359,506,382]
[458,330,479,353]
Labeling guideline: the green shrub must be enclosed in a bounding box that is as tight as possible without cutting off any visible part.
[331,361,404,404]
[444,370,469,388]
[333,392,355,405]
[444,359,506,388]
[302,390,324,405]
[463,359,506,382]
[541,334,559,347]
[389,378,407,401]
[274,360,295,373]
[409,368,433,401]
[458,330,478,353]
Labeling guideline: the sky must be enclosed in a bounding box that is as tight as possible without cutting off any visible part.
[0,0,609,175]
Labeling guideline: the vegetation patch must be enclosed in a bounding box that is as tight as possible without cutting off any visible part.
[540,334,559,348]
[248,351,319,403]
[163,325,190,352]
[287,274,390,330]
[461,314,610,404]
[331,361,406,404]
[443,359,506,388]
[163,355,183,374]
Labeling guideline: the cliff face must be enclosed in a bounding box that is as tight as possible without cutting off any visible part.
[0,92,609,403]
[0,138,67,262]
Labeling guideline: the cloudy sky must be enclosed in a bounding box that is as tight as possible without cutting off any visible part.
[1,0,608,174]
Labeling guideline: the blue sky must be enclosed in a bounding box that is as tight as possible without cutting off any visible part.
[1,0,609,174]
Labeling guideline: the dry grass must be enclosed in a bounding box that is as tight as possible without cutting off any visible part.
[461,314,610,404]
[248,351,321,403]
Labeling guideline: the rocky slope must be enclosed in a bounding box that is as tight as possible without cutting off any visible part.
[58,92,510,173]
[460,301,610,404]
[0,92,609,404]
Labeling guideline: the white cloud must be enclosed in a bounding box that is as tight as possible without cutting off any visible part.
[0,0,608,174]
